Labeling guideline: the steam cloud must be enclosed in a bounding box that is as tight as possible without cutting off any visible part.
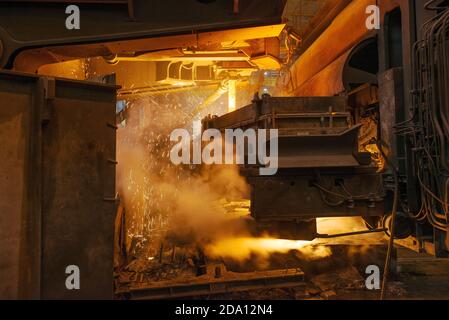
[116,89,250,258]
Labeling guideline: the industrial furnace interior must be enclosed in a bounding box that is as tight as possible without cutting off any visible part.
[1,0,449,305]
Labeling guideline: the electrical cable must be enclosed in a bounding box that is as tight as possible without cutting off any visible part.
[378,144,398,300]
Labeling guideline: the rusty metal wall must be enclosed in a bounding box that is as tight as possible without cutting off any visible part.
[0,73,35,299]
[0,71,117,299]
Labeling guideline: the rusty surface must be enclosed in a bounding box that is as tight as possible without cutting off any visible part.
[0,0,286,70]
[0,70,117,299]
[292,50,350,96]
[202,95,384,228]
[287,0,376,96]
[114,242,398,300]
[120,268,305,300]
[250,171,384,222]
[13,24,286,72]
[0,72,37,299]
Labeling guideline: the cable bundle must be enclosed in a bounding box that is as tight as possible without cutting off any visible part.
[404,4,449,230]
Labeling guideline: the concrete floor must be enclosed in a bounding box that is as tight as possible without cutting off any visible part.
[206,245,449,300]
[392,247,449,300]
[306,245,449,300]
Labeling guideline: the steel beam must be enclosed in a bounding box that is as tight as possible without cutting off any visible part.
[120,268,305,300]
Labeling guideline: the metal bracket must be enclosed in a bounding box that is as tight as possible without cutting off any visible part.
[42,77,55,100]
[38,77,55,123]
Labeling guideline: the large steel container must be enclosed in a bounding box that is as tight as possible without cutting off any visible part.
[0,71,117,299]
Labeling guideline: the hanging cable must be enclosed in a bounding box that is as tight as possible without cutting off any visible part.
[377,143,399,300]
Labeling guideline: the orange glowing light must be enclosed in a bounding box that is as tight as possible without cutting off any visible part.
[228,80,236,112]
[205,237,330,261]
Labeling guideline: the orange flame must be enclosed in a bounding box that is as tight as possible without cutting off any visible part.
[205,237,331,261]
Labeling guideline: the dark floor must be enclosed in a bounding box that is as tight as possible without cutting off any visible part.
[391,247,449,300]
[205,245,449,300]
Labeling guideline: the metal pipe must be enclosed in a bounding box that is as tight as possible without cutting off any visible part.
[316,228,387,239]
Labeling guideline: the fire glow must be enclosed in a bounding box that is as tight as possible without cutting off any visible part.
[205,237,331,261]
